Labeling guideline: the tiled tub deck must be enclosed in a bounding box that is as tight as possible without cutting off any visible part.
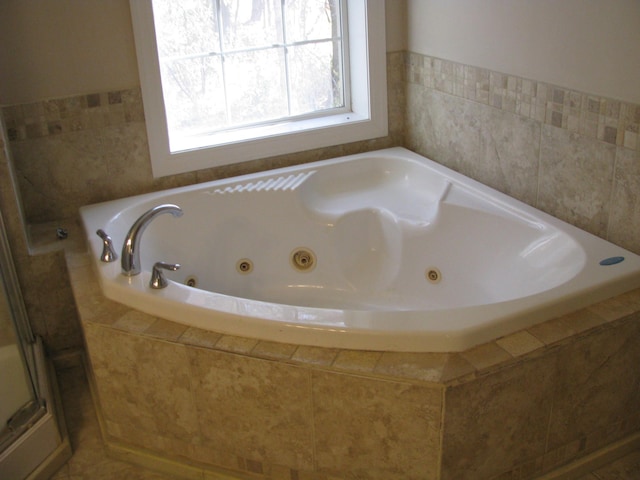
[66,250,640,480]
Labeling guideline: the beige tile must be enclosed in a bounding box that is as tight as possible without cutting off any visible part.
[406,88,541,206]
[112,310,158,333]
[547,320,640,453]
[56,363,176,480]
[332,350,382,374]
[538,125,616,237]
[542,312,605,346]
[84,323,199,443]
[496,330,545,357]
[312,370,443,480]
[528,316,577,345]
[587,289,640,322]
[375,352,475,383]
[460,341,512,371]
[178,326,222,349]
[144,318,188,341]
[188,347,314,469]
[215,335,258,354]
[440,353,478,383]
[441,353,556,479]
[291,346,339,366]
[557,308,608,335]
[608,147,640,254]
[65,251,92,269]
[251,340,298,361]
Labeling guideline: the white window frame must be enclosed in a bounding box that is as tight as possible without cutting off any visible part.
[130,0,388,178]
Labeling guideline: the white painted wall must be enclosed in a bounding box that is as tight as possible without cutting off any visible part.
[385,0,408,51]
[2,0,635,105]
[407,0,640,104]
[0,0,407,105]
[0,0,139,105]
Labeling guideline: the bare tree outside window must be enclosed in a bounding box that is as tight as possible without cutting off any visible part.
[151,0,345,140]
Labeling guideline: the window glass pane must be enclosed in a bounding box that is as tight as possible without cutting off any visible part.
[288,41,343,116]
[152,0,219,57]
[285,0,340,43]
[160,56,227,135]
[142,0,353,158]
[225,49,288,125]
[220,0,284,51]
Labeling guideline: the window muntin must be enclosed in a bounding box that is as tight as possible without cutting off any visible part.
[151,0,346,146]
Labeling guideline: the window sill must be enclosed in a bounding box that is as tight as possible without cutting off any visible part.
[152,110,387,178]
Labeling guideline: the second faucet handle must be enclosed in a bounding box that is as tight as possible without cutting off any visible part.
[96,229,118,263]
[150,262,181,289]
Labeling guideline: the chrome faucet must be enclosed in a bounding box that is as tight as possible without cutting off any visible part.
[121,204,183,276]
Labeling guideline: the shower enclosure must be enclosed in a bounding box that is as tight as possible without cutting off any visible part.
[0,208,70,479]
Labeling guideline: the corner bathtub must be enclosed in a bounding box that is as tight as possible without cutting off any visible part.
[80,147,640,352]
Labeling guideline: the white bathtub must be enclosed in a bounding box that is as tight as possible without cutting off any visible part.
[80,147,640,352]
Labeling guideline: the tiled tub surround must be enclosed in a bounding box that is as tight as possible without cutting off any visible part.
[404,53,640,256]
[67,249,640,480]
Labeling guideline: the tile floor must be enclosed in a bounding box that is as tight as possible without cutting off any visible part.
[48,363,640,480]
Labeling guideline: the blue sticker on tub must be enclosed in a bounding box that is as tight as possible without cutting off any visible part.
[599,256,625,266]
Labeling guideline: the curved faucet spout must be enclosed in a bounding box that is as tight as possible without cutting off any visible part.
[121,204,183,276]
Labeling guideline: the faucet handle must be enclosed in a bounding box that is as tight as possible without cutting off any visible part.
[150,262,181,289]
[96,229,118,263]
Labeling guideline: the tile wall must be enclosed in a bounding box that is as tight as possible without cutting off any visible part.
[404,52,640,255]
[0,114,82,352]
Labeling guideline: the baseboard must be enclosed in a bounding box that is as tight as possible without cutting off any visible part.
[105,441,253,480]
[538,432,640,480]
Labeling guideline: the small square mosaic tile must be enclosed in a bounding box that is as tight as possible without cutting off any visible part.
[405,52,640,152]
[2,88,144,142]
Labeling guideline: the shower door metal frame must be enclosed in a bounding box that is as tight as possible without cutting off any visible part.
[0,207,68,479]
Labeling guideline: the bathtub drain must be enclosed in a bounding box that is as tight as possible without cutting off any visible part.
[290,248,316,272]
[185,275,198,287]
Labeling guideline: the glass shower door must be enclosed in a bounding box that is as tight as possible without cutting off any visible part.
[0,208,66,480]
[0,268,42,453]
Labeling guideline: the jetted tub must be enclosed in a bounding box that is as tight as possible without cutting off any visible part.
[80,147,640,352]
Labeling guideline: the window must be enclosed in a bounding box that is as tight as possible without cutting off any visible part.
[130,0,387,177]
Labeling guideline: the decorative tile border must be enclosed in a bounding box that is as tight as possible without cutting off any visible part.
[405,52,640,151]
[1,88,145,142]
[4,52,639,154]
